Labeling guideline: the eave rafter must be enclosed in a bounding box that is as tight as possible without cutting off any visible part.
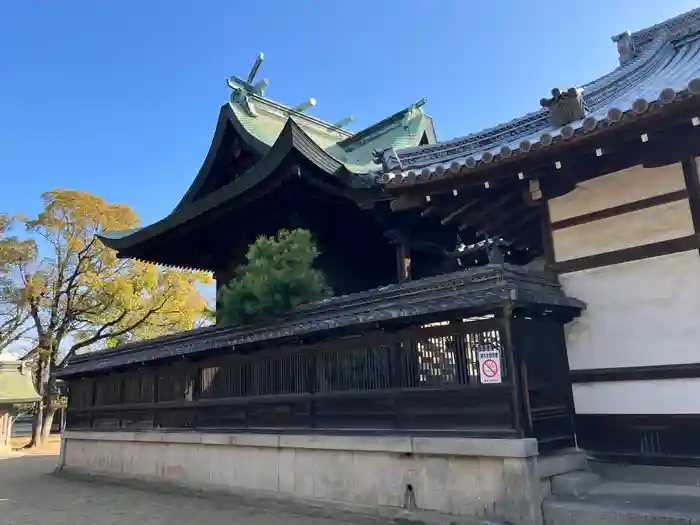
[390,103,700,258]
[387,97,700,202]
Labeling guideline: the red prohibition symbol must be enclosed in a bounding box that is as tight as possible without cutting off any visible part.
[481,358,499,378]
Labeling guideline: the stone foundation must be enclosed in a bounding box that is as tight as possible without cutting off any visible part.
[60,431,544,525]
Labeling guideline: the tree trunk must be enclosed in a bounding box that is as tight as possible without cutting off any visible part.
[40,405,57,444]
[38,369,58,445]
[28,401,43,448]
[25,354,50,448]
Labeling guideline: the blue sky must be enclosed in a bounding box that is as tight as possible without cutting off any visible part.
[1,0,697,226]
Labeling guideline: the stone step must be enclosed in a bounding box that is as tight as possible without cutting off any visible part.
[543,498,699,525]
[590,461,700,487]
[550,470,602,497]
[543,481,700,525]
[538,448,589,480]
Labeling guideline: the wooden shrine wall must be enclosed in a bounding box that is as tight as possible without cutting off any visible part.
[547,161,700,464]
[65,318,526,440]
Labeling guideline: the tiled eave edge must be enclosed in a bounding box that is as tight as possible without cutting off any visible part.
[381,79,700,188]
[54,264,583,378]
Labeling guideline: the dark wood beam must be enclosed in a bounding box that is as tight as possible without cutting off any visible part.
[389,195,425,212]
[682,156,700,255]
[498,208,541,250]
[390,100,700,200]
[457,191,517,232]
[481,200,533,237]
[440,198,479,225]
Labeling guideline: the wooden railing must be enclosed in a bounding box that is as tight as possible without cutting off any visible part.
[66,318,520,437]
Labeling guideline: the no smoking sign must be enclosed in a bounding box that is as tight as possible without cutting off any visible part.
[476,343,502,384]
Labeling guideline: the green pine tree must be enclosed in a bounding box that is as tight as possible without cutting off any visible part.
[217,229,331,326]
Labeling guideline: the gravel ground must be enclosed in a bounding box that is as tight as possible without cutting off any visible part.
[0,454,378,525]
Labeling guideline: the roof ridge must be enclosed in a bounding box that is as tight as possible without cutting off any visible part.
[630,7,700,47]
[337,97,428,150]
[246,93,354,139]
[385,17,678,171]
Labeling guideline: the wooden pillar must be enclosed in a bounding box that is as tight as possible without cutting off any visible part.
[540,200,556,268]
[501,302,529,437]
[395,241,412,284]
[681,156,700,254]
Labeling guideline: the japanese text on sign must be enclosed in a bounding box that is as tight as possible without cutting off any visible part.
[476,343,502,384]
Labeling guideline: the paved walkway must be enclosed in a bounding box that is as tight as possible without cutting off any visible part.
[0,454,373,525]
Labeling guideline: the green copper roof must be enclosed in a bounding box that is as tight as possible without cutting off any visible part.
[0,361,40,405]
[229,93,435,174]
[224,53,436,174]
[96,55,437,266]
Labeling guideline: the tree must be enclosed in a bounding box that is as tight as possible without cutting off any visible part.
[0,190,212,447]
[217,229,331,326]
[0,215,33,353]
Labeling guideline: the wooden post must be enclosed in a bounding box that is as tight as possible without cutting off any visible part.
[502,302,528,437]
[540,200,556,268]
[395,241,412,284]
[681,156,700,255]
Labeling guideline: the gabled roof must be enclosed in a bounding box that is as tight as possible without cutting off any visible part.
[377,7,700,185]
[98,56,439,261]
[174,57,437,210]
[223,84,436,174]
[97,117,383,262]
[0,360,40,405]
[55,263,584,378]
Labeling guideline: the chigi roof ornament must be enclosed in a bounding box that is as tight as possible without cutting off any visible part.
[612,31,637,65]
[226,53,269,118]
[540,87,588,128]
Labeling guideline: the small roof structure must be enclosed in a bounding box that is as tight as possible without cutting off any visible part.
[56,263,584,378]
[97,53,436,264]
[0,355,40,405]
[375,7,700,184]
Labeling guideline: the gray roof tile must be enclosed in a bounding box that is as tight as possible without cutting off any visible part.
[378,7,700,184]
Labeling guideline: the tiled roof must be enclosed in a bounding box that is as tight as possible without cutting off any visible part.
[378,7,700,185]
[232,92,436,174]
[0,362,41,404]
[55,264,583,378]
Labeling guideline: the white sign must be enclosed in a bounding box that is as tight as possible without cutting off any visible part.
[476,343,502,384]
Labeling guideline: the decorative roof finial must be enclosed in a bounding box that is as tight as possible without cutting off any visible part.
[540,87,588,127]
[611,31,637,66]
[247,53,264,85]
[252,78,269,96]
[226,53,269,117]
[333,116,355,129]
[293,97,316,113]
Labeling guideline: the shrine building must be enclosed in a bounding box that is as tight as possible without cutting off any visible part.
[55,7,700,524]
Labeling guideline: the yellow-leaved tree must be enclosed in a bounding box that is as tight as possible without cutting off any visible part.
[0,190,212,447]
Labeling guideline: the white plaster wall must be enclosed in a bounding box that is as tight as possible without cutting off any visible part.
[573,378,700,414]
[553,199,693,262]
[61,432,543,525]
[548,163,685,223]
[561,250,700,371]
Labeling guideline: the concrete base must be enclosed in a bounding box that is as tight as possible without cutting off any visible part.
[60,431,543,525]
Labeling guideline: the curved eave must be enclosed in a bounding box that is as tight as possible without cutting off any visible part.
[97,119,380,256]
[382,21,700,188]
[381,89,700,192]
[174,103,271,212]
